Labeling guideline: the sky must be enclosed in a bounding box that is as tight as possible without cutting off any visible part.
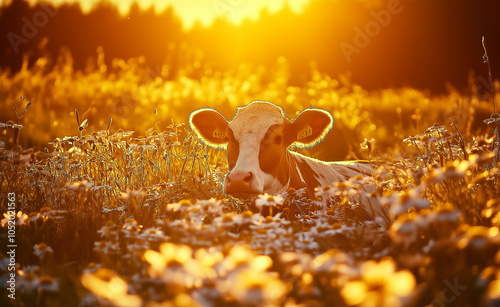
[2,0,498,93]
[2,0,312,29]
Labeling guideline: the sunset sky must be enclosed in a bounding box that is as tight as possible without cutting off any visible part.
[3,0,313,29]
[1,0,499,93]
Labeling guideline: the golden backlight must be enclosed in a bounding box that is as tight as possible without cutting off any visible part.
[11,0,317,29]
[2,0,500,306]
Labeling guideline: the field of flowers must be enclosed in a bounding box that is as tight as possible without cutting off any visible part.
[2,50,500,306]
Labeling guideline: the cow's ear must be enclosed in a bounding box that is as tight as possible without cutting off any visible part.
[189,108,229,149]
[287,108,334,148]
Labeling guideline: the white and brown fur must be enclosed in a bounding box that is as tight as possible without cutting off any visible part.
[189,101,388,223]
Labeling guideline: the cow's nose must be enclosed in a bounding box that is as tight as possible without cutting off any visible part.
[226,171,253,192]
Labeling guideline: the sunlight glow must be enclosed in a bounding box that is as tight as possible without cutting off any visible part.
[17,0,311,29]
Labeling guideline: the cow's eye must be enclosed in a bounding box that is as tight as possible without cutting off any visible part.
[274,135,283,145]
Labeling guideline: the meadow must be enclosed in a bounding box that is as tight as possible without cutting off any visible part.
[1,50,500,306]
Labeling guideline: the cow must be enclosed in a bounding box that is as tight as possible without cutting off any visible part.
[189,101,388,223]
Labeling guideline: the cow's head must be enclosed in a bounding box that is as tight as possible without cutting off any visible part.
[189,101,333,198]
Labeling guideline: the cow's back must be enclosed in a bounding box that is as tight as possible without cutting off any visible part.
[290,152,373,186]
[289,152,388,224]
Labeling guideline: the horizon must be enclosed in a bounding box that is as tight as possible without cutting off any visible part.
[1,0,500,94]
[1,0,312,30]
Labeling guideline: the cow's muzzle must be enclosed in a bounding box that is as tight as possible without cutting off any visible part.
[224,171,261,198]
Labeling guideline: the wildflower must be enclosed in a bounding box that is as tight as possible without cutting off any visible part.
[316,177,375,209]
[470,136,494,155]
[341,281,367,305]
[485,270,500,303]
[139,227,167,242]
[312,249,355,275]
[218,269,288,306]
[389,214,429,248]
[484,198,500,226]
[33,243,54,260]
[430,206,461,224]
[158,242,193,267]
[294,232,319,252]
[332,222,342,230]
[256,194,283,206]
[28,207,67,222]
[124,239,150,257]
[255,193,284,215]
[38,275,59,292]
[97,221,119,239]
[120,188,146,199]
[16,265,41,292]
[341,258,416,306]
[94,241,120,255]
[249,213,289,234]
[194,248,224,274]
[220,245,254,272]
[64,179,93,191]
[197,198,222,214]
[81,268,142,307]
[456,226,500,262]
[144,294,202,307]
[279,252,313,277]
[424,159,470,184]
[240,210,257,226]
[382,188,430,216]
[144,243,207,290]
[315,185,335,208]
[167,199,193,212]
[0,255,11,272]
[122,218,140,238]
[1,211,28,227]
[214,213,241,229]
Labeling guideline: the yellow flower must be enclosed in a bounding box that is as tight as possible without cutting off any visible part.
[341,258,416,306]
[81,268,141,307]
